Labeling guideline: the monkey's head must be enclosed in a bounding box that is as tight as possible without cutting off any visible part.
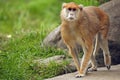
[61,2,83,22]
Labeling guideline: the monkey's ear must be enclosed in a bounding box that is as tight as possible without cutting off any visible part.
[62,3,67,9]
[79,4,83,11]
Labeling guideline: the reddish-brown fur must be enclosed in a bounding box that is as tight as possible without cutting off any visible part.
[60,2,111,77]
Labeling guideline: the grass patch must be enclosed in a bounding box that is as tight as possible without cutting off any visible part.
[0,32,67,80]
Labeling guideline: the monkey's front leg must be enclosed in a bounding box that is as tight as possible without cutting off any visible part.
[68,46,81,73]
[76,45,93,78]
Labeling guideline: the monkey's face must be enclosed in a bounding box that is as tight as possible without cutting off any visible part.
[61,2,83,22]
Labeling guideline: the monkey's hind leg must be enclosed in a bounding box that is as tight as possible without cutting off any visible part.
[99,35,111,70]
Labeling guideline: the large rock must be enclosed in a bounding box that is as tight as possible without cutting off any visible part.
[43,0,120,66]
[43,26,66,49]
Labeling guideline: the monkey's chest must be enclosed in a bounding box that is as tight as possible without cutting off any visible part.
[69,25,83,38]
[61,26,84,44]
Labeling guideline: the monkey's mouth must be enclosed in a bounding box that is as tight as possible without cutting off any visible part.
[69,17,74,19]
[68,17,75,21]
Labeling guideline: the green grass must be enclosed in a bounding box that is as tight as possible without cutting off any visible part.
[0,0,108,80]
[0,32,67,80]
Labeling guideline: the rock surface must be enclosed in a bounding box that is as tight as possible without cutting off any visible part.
[46,64,120,80]
[33,55,65,65]
[43,26,66,49]
[33,55,78,73]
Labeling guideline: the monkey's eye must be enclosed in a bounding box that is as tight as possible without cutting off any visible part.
[68,8,72,11]
[73,8,76,11]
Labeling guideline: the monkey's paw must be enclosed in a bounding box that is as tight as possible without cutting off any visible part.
[106,65,111,70]
[75,73,85,78]
[88,67,97,72]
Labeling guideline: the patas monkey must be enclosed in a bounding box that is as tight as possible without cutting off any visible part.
[60,2,111,77]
